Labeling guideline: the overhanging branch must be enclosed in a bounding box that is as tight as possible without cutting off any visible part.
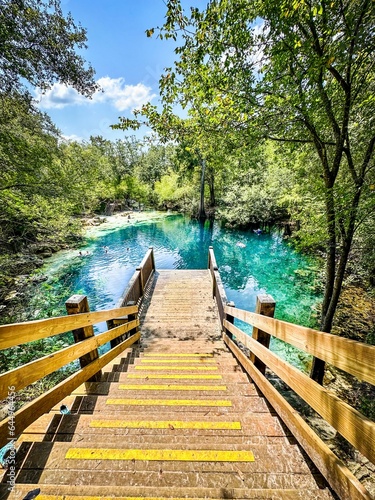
[265,135,335,146]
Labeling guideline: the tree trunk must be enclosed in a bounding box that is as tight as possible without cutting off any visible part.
[310,178,363,384]
[198,158,206,220]
[310,177,338,384]
[207,169,215,207]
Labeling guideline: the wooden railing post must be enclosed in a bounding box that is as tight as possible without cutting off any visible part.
[149,246,156,271]
[136,266,144,296]
[65,294,102,382]
[225,301,235,340]
[208,246,213,269]
[250,294,276,375]
[208,246,218,298]
[126,300,139,337]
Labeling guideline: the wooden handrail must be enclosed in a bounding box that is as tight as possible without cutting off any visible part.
[138,247,155,274]
[0,303,141,447]
[224,334,372,500]
[207,246,374,499]
[224,305,375,385]
[0,249,157,447]
[0,305,137,350]
[117,247,155,308]
[0,332,140,448]
[0,319,139,399]
[224,320,375,464]
[208,246,231,327]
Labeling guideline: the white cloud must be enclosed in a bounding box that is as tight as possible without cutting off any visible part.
[35,77,156,111]
[35,84,86,109]
[61,133,83,143]
[94,77,156,110]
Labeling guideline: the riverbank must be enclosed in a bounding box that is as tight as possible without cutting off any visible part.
[84,210,169,236]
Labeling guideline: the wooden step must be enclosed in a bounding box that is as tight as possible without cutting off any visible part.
[52,396,270,413]
[71,379,253,396]
[11,442,322,481]
[20,412,289,442]
[121,372,250,382]
[132,359,238,367]
[0,484,335,500]
[48,395,267,414]
[106,383,256,397]
[138,352,235,358]
[14,468,330,491]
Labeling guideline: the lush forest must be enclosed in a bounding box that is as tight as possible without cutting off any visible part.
[1,0,374,358]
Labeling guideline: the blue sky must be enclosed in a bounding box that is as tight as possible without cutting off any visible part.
[35,0,197,142]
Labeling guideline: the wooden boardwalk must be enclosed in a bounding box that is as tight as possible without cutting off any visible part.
[0,269,335,500]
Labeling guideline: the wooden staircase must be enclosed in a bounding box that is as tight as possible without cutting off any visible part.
[2,340,334,499]
[0,268,335,500]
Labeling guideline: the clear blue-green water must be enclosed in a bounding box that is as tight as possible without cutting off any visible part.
[31,212,322,371]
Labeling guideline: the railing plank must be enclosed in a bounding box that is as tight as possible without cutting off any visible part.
[0,320,139,399]
[0,332,141,448]
[224,320,375,464]
[0,305,138,350]
[224,306,375,385]
[223,333,372,500]
[208,246,218,271]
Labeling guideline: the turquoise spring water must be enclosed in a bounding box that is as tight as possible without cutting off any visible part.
[30,212,322,371]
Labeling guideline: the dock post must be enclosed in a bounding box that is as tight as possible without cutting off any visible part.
[65,294,102,382]
[250,294,276,375]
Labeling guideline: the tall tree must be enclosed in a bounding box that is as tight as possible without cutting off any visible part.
[0,0,97,260]
[0,0,97,97]
[140,0,375,383]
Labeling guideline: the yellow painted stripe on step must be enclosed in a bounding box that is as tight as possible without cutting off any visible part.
[38,497,238,500]
[127,374,222,380]
[89,420,241,430]
[135,365,218,371]
[106,399,232,407]
[143,353,213,357]
[118,384,227,391]
[65,448,254,462]
[140,359,216,363]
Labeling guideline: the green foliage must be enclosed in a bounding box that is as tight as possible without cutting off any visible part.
[114,175,152,205]
[154,172,196,210]
[0,0,97,96]
[218,142,291,228]
[219,183,285,228]
[132,0,375,337]
[136,143,174,188]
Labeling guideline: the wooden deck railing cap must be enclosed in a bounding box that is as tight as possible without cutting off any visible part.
[65,294,87,305]
[257,294,275,304]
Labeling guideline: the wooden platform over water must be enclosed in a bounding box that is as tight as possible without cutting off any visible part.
[0,269,335,500]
